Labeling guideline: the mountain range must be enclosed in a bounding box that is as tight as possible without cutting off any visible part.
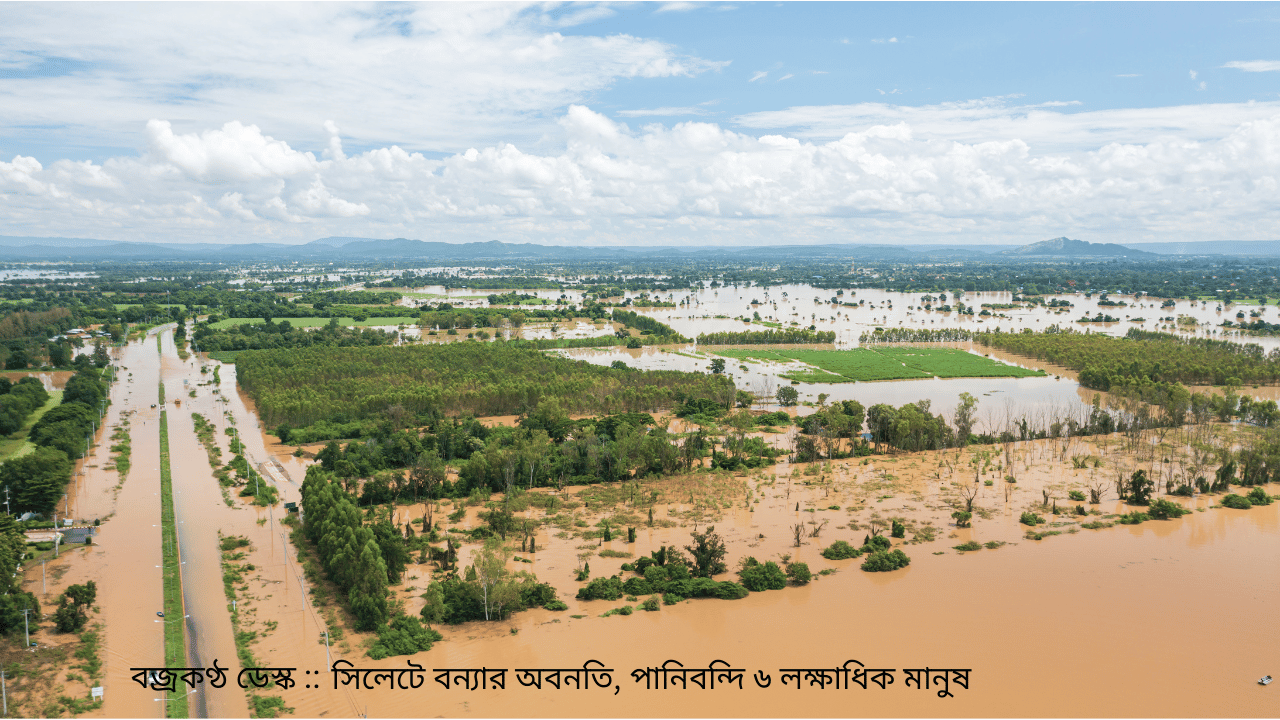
[0,235,1275,262]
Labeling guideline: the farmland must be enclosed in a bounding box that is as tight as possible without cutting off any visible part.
[709,347,1043,382]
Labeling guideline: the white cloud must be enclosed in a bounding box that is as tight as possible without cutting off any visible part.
[6,104,1280,246]
[655,2,699,13]
[730,96,1280,152]
[1222,60,1280,72]
[749,71,768,82]
[1189,70,1198,79]
[1116,73,1141,78]
[811,70,829,75]
[1198,81,1208,91]
[0,4,725,157]
[872,37,898,44]
[777,74,794,82]
[616,106,712,117]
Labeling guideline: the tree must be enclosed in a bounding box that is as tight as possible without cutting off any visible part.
[709,358,726,375]
[1127,469,1154,505]
[0,446,72,514]
[472,537,510,621]
[953,392,978,446]
[776,386,799,407]
[685,526,727,578]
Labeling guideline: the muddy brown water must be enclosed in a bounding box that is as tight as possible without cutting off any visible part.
[42,326,1280,718]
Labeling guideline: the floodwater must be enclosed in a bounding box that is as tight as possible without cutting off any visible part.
[37,298,1280,718]
[264,427,1280,718]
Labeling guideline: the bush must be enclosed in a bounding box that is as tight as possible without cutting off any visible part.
[1019,512,1043,526]
[640,596,660,612]
[737,558,786,591]
[1147,497,1190,520]
[662,593,684,605]
[617,604,634,615]
[1221,494,1253,510]
[890,520,905,538]
[951,510,972,527]
[715,581,749,600]
[367,615,443,659]
[864,535,891,552]
[642,565,669,585]
[1118,511,1149,524]
[861,549,911,572]
[953,541,982,552]
[1068,490,1086,501]
[544,600,568,611]
[621,577,654,596]
[576,577,624,601]
[821,540,863,560]
[786,562,811,584]
[1246,486,1272,506]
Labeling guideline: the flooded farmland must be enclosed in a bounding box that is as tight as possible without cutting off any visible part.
[37,286,1280,719]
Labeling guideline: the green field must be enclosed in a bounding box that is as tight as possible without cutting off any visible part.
[710,347,1043,383]
[207,316,410,330]
[0,390,62,461]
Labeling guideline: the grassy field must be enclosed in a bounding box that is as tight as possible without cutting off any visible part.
[0,390,62,461]
[207,316,411,330]
[874,347,1045,379]
[710,347,1043,383]
[158,408,189,719]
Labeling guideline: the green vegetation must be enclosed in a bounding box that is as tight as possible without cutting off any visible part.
[861,548,911,572]
[1220,494,1253,510]
[1020,512,1044,526]
[238,343,734,428]
[697,328,836,345]
[158,409,188,718]
[820,540,863,560]
[976,327,1280,388]
[711,347,1039,383]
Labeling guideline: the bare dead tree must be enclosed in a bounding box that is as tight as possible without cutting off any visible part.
[792,523,804,547]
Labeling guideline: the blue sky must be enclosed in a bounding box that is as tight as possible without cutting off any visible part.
[1,2,1279,246]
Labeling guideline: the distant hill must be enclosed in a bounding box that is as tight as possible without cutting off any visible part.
[1120,240,1280,257]
[1002,237,1156,257]
[0,234,1272,262]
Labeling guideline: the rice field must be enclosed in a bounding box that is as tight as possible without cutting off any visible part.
[709,347,1043,382]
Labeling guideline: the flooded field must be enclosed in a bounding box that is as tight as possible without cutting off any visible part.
[34,301,1278,718]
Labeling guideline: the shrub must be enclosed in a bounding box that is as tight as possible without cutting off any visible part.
[953,541,982,552]
[890,520,905,538]
[786,562,811,584]
[543,600,568,611]
[617,605,634,615]
[1221,494,1252,510]
[1246,486,1272,506]
[642,565,669,585]
[640,596,660,612]
[715,581,749,600]
[1019,512,1043,526]
[821,540,862,560]
[662,593,684,605]
[1147,497,1189,520]
[367,615,443,659]
[1068,490,1086,501]
[576,577,624,601]
[860,549,911,573]
[737,558,786,591]
[951,511,972,528]
[619,563,635,572]
[1117,511,1149,524]
[621,577,654,596]
[864,535,891,552]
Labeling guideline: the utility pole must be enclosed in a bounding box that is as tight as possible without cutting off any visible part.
[2,669,7,716]
[22,609,30,649]
[4,487,9,516]
[321,631,331,670]
[41,561,45,595]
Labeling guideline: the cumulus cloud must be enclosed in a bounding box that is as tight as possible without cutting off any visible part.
[4,103,1280,246]
[731,96,1280,152]
[749,71,768,82]
[0,4,726,156]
